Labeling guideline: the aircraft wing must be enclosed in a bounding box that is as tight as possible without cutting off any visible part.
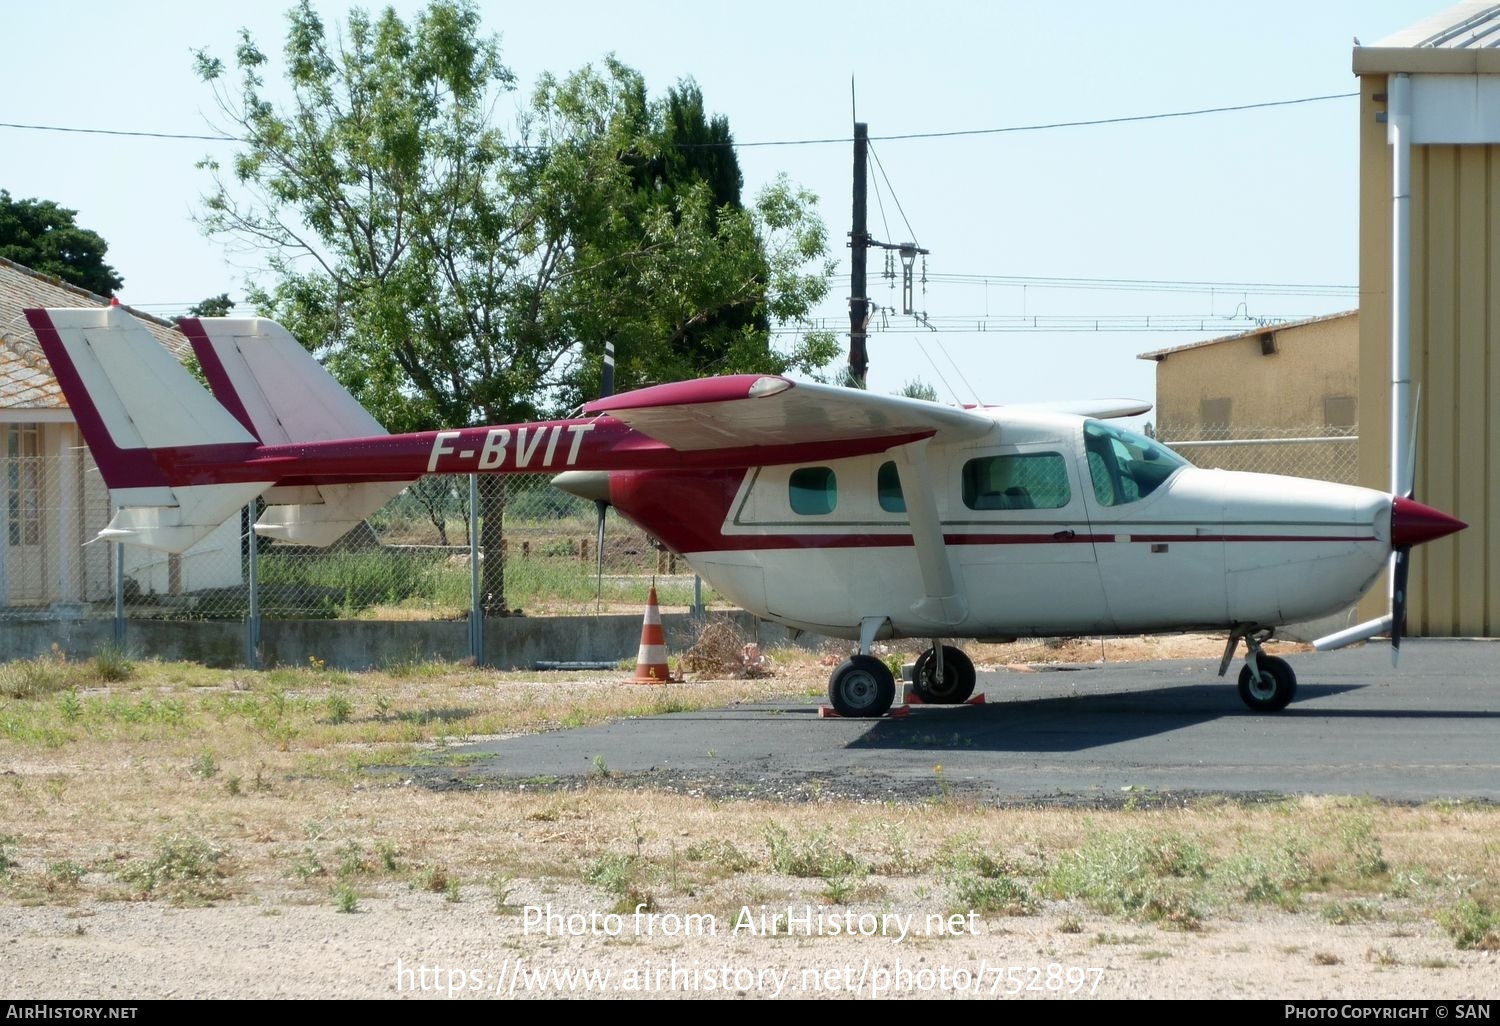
[585,375,996,451]
[1003,398,1152,419]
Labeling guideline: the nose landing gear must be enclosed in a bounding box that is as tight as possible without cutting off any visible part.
[1221,627,1298,712]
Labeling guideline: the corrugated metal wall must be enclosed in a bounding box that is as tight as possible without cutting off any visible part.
[1359,77,1499,636]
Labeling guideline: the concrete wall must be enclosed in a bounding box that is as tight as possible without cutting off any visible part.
[0,611,820,671]
[1151,313,1358,435]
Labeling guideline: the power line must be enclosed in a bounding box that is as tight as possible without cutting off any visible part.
[770,311,1325,335]
[835,271,1359,298]
[0,121,236,142]
[0,91,1359,149]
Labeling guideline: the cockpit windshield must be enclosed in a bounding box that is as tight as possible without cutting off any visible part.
[1083,421,1190,507]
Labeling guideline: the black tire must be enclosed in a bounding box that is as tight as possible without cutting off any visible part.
[827,655,896,718]
[911,645,977,704]
[1237,655,1297,712]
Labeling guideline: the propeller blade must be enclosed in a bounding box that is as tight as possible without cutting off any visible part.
[1390,545,1410,666]
[1401,388,1420,499]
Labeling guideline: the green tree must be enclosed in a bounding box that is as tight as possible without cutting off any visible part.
[195,0,834,612]
[185,293,236,319]
[900,379,939,402]
[0,190,124,296]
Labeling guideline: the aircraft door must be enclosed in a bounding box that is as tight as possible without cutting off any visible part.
[952,441,1109,636]
[1079,420,1228,631]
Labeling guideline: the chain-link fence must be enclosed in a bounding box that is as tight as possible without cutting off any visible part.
[1,456,700,634]
[1156,424,1359,484]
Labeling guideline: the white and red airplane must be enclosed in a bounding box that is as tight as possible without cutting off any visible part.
[26,304,1465,718]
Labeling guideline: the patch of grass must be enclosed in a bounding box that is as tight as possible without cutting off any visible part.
[324,694,353,725]
[1220,835,1314,910]
[189,750,219,780]
[1312,951,1342,966]
[1044,830,1208,930]
[948,872,1034,916]
[45,860,86,890]
[332,883,359,913]
[1321,900,1381,925]
[821,875,854,904]
[118,833,230,904]
[0,835,16,875]
[764,824,861,879]
[289,846,325,881]
[683,839,752,874]
[414,863,451,894]
[1438,898,1500,951]
[92,643,135,683]
[0,652,73,699]
[488,873,513,911]
[1335,812,1389,881]
[375,840,399,873]
[585,852,654,915]
[56,690,82,723]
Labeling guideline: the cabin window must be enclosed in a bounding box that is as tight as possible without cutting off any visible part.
[789,466,837,515]
[877,461,905,513]
[1083,420,1188,507]
[961,452,1070,510]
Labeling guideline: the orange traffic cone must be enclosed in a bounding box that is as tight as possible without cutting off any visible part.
[632,585,672,684]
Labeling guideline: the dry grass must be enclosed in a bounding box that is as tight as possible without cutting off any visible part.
[0,643,1494,956]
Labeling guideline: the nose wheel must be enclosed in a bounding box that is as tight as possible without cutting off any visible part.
[1225,627,1298,712]
[827,655,896,718]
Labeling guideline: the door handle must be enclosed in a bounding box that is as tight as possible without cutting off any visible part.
[1052,529,1076,541]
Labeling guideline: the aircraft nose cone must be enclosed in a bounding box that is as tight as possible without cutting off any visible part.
[1391,496,1466,548]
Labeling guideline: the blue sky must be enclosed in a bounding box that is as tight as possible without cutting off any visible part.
[0,0,1445,413]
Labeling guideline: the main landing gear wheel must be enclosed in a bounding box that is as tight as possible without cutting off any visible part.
[827,655,896,718]
[1237,655,1297,712]
[911,645,977,704]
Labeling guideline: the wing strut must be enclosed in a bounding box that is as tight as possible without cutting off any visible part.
[894,440,967,627]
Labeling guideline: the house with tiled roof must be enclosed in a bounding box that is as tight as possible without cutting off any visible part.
[0,256,238,608]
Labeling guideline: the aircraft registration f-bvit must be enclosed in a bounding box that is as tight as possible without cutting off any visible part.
[25,304,1466,718]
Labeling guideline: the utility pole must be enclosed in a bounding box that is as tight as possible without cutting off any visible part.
[848,122,870,389]
[847,120,929,390]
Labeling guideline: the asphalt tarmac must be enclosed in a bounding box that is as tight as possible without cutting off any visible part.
[450,640,1500,804]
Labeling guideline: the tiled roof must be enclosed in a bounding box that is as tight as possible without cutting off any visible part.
[0,256,189,411]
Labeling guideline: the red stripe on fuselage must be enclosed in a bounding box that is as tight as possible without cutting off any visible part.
[606,467,1378,555]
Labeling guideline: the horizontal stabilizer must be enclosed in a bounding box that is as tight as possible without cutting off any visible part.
[101,482,270,552]
[254,481,408,546]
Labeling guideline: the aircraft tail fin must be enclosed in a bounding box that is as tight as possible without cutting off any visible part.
[24,305,273,552]
[180,317,409,546]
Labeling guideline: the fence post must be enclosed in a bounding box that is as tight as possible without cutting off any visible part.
[692,574,705,620]
[468,474,484,665]
[112,540,125,646]
[245,502,261,669]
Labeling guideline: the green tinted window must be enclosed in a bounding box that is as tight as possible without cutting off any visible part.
[1083,421,1188,507]
[789,466,837,515]
[877,461,905,513]
[962,453,1070,510]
